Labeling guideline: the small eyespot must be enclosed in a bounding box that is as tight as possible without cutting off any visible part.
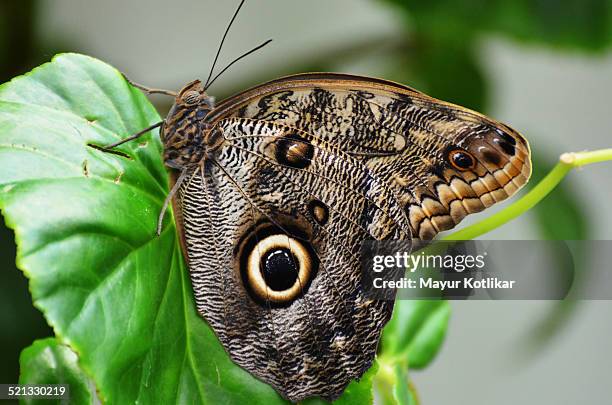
[182,90,200,105]
[308,200,329,226]
[274,133,314,169]
[245,234,315,304]
[448,149,476,171]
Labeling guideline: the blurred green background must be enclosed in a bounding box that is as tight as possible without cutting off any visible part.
[1,0,611,403]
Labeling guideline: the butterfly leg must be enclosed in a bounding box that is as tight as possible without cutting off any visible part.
[121,72,177,97]
[103,121,163,150]
[157,168,189,236]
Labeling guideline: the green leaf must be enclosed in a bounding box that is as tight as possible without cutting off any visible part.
[376,300,449,405]
[381,0,612,51]
[375,360,420,405]
[380,300,450,369]
[0,53,298,404]
[392,365,418,405]
[387,40,487,112]
[375,300,449,403]
[19,338,95,405]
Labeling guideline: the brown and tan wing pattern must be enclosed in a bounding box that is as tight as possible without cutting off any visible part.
[174,73,531,401]
[177,117,411,401]
[210,73,531,240]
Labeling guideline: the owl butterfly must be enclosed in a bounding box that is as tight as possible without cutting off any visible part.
[106,3,531,402]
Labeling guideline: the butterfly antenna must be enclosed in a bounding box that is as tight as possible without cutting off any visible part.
[204,39,273,91]
[205,0,247,88]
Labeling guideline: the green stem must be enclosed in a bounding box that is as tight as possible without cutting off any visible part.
[442,149,612,241]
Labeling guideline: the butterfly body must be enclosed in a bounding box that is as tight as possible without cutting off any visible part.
[157,73,531,401]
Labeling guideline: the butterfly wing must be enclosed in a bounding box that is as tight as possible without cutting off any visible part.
[176,73,531,401]
[177,117,411,401]
[209,73,531,239]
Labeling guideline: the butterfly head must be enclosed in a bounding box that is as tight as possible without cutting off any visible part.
[161,80,218,169]
[175,80,215,108]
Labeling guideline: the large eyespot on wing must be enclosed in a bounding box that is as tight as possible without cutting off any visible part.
[237,223,318,307]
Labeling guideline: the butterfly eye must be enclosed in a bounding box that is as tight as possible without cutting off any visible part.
[182,90,200,105]
[245,234,316,305]
[448,149,476,171]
